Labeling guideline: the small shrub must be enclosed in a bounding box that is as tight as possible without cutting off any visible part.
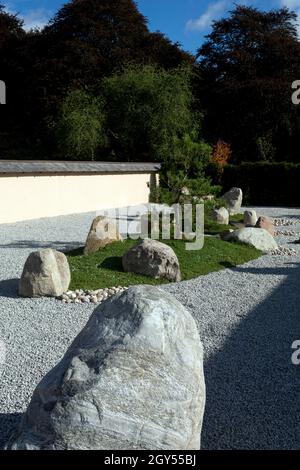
[211,140,232,183]
[150,177,221,206]
[211,140,232,169]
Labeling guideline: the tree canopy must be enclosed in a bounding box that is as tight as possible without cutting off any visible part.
[1,2,300,165]
[0,3,24,45]
[197,5,300,162]
[0,0,191,158]
[0,4,28,157]
[30,0,191,114]
[100,65,197,162]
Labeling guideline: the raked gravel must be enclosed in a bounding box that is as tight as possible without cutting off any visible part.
[0,207,300,449]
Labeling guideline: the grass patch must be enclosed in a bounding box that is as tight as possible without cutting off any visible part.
[204,220,230,235]
[204,213,244,235]
[67,236,261,291]
[230,214,244,223]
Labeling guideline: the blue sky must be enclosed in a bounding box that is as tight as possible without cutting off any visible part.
[3,0,300,53]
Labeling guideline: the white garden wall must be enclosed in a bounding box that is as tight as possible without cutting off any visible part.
[0,161,160,224]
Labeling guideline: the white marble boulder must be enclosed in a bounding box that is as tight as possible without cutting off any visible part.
[19,249,71,298]
[7,285,206,450]
[210,207,229,225]
[223,187,243,215]
[244,210,258,226]
[224,227,278,253]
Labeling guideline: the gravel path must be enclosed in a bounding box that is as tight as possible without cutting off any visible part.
[0,207,300,449]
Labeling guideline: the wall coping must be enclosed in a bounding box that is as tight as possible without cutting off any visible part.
[0,160,161,176]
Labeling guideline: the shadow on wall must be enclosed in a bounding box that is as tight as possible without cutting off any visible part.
[201,262,300,450]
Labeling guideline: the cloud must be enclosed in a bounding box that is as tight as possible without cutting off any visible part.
[186,0,228,31]
[281,0,300,7]
[4,3,52,31]
[186,0,300,35]
[22,8,52,31]
[186,0,260,34]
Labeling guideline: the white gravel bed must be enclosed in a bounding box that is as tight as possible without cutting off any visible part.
[0,207,300,449]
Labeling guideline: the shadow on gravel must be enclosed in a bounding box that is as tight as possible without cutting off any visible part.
[278,214,300,220]
[0,412,22,449]
[229,262,298,276]
[0,279,19,298]
[201,261,300,450]
[0,240,83,251]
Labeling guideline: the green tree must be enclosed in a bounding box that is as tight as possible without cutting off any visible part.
[0,1,193,160]
[101,64,212,201]
[11,0,191,160]
[53,89,107,160]
[31,0,191,118]
[101,64,197,161]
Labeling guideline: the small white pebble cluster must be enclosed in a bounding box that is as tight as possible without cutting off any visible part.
[270,246,297,256]
[273,218,298,227]
[274,230,300,237]
[58,286,128,304]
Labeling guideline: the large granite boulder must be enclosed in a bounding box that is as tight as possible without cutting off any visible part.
[210,207,229,225]
[223,187,243,215]
[84,216,122,255]
[224,227,278,253]
[122,239,181,282]
[19,249,71,298]
[255,216,275,237]
[244,210,258,226]
[8,285,206,450]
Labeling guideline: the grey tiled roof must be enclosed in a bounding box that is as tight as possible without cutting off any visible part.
[0,160,161,175]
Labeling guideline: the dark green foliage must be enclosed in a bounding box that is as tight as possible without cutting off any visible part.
[101,65,199,163]
[0,0,191,159]
[0,4,28,158]
[52,64,210,166]
[31,0,190,125]
[197,5,300,163]
[2,1,300,169]
[151,178,220,206]
[222,162,300,206]
[52,89,107,160]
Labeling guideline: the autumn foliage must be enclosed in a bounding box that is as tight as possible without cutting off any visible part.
[211,140,232,169]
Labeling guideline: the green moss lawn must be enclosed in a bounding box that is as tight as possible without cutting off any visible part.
[67,236,261,291]
[204,213,244,235]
